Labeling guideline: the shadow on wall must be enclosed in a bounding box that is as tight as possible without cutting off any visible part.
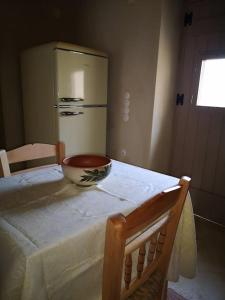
[72,0,162,168]
[0,0,84,151]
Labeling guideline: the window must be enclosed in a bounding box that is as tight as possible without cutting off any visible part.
[196,58,225,108]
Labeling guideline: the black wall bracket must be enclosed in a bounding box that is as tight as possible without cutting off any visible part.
[176,94,184,106]
[184,12,193,26]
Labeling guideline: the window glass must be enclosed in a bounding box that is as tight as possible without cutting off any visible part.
[197,58,225,108]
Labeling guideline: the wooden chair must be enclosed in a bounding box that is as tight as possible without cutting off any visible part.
[102,176,191,300]
[0,142,65,177]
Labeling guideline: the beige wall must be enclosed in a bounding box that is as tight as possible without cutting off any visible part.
[74,0,182,170]
[72,0,162,167]
[148,0,182,172]
[0,0,182,172]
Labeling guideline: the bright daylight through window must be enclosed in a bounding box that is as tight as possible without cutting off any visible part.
[196,58,225,108]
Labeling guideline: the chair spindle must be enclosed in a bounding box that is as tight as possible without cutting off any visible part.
[156,226,167,258]
[137,243,146,278]
[147,234,157,264]
[125,254,132,289]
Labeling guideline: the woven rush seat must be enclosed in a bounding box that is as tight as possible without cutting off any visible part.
[128,271,163,300]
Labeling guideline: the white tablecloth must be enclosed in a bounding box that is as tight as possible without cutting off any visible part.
[0,160,197,300]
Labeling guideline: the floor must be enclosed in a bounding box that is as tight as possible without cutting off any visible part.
[169,217,225,300]
[167,288,187,300]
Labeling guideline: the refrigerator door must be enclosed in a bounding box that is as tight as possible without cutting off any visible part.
[55,49,108,105]
[58,107,107,156]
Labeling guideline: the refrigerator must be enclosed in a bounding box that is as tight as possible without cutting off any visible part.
[21,42,108,156]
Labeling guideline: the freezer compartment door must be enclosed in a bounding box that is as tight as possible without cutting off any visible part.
[55,49,108,105]
[58,107,107,156]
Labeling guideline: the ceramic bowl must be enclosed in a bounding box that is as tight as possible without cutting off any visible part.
[62,154,112,187]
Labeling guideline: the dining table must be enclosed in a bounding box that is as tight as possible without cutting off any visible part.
[0,160,197,300]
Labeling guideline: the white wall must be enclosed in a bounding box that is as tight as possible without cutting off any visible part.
[73,0,182,171]
[72,0,162,168]
[148,0,182,172]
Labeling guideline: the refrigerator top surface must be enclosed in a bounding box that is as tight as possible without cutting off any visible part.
[22,41,108,58]
[55,42,108,58]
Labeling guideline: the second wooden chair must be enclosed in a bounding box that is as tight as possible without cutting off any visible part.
[102,176,191,300]
[0,142,65,177]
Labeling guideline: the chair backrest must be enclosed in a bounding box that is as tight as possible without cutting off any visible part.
[102,176,191,300]
[0,142,65,177]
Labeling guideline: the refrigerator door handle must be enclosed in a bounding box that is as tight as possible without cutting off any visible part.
[60,98,84,102]
[58,105,72,108]
[60,111,84,117]
[54,104,79,108]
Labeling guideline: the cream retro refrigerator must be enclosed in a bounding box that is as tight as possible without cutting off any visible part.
[21,42,108,156]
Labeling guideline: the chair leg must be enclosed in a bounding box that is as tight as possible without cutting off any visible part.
[162,280,168,300]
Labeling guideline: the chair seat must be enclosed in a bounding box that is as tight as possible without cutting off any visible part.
[128,271,163,300]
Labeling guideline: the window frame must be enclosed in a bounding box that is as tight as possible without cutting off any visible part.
[193,51,225,109]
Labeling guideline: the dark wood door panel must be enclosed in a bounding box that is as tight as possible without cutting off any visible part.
[171,0,225,224]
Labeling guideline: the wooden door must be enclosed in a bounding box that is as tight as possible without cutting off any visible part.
[171,0,225,225]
